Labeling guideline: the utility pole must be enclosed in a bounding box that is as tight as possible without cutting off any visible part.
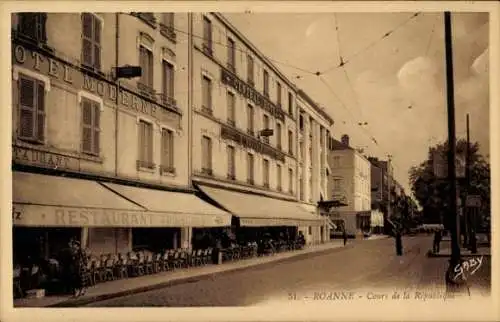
[466,114,477,253]
[387,154,393,231]
[443,11,463,292]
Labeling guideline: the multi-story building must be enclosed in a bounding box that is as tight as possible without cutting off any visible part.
[368,157,391,234]
[189,13,328,245]
[11,12,232,264]
[326,135,371,236]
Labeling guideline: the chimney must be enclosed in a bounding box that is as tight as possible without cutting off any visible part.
[341,134,350,146]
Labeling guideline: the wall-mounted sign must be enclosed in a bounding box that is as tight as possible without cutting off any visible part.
[221,68,285,122]
[221,124,285,162]
[13,145,79,171]
[12,43,180,128]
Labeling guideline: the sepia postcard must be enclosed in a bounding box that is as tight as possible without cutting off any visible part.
[0,1,498,322]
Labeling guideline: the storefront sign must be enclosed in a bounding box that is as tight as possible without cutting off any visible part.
[12,44,180,128]
[221,68,285,122]
[12,204,231,228]
[240,217,324,227]
[13,145,79,170]
[221,124,286,162]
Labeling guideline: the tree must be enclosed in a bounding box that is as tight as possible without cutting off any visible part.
[409,139,490,231]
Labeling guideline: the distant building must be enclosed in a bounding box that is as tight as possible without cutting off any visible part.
[326,135,371,236]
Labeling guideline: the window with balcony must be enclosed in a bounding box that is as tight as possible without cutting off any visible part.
[288,92,293,116]
[202,76,212,114]
[161,60,175,108]
[160,128,175,174]
[247,153,254,184]
[227,91,236,126]
[247,55,254,86]
[17,13,47,44]
[202,16,212,55]
[201,135,213,175]
[263,70,269,97]
[247,104,254,135]
[262,114,270,144]
[18,75,45,143]
[288,130,294,155]
[160,13,176,42]
[139,45,154,98]
[138,120,154,169]
[81,13,101,72]
[227,145,235,180]
[276,81,282,107]
[263,159,270,188]
[288,168,294,193]
[227,37,236,72]
[276,164,282,191]
[81,97,100,156]
[276,122,282,150]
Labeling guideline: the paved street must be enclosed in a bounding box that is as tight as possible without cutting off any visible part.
[85,236,491,307]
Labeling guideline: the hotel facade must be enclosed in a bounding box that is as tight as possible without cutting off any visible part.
[11,12,334,264]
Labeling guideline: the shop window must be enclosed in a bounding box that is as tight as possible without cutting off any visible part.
[18,75,45,143]
[81,97,101,155]
[201,135,213,175]
[160,128,175,174]
[18,13,47,44]
[81,13,101,72]
[137,119,154,169]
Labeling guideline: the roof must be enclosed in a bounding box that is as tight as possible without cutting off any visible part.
[329,138,354,151]
[297,89,335,126]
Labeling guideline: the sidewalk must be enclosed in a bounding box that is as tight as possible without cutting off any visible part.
[14,239,361,308]
[427,246,491,258]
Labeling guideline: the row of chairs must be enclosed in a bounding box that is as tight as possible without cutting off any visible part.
[86,248,214,286]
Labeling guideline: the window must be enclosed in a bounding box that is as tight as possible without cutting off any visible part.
[276,122,282,150]
[288,168,294,193]
[138,120,154,169]
[300,141,304,161]
[139,46,154,88]
[162,60,175,106]
[81,98,100,155]
[202,76,212,114]
[247,55,254,85]
[288,130,294,155]
[161,128,175,174]
[288,92,293,116]
[333,156,341,167]
[263,159,270,188]
[276,82,282,106]
[309,178,313,202]
[133,12,157,28]
[276,164,282,191]
[202,16,212,55]
[333,178,342,191]
[247,104,254,135]
[18,13,47,43]
[201,136,212,175]
[299,178,304,200]
[82,13,101,71]
[160,13,176,41]
[308,226,312,235]
[247,153,254,184]
[18,75,45,142]
[263,70,269,97]
[262,114,270,144]
[227,37,236,71]
[227,145,235,180]
[227,91,235,125]
[299,114,304,131]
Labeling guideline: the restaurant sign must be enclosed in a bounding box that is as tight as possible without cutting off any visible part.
[240,217,324,227]
[221,68,285,122]
[221,124,286,162]
[12,204,231,228]
[12,44,180,128]
[13,145,80,171]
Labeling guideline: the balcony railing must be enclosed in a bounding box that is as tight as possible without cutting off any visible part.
[137,160,155,170]
[160,165,176,175]
[202,43,213,56]
[227,119,236,127]
[137,82,156,100]
[247,129,255,136]
[201,167,213,176]
[227,63,236,73]
[159,23,176,42]
[159,93,177,109]
[201,105,213,115]
[247,79,255,87]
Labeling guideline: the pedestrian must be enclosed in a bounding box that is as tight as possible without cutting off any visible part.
[342,229,348,246]
[395,229,403,256]
[433,229,442,254]
[70,240,90,297]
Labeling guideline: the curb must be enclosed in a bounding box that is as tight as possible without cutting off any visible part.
[48,243,350,307]
[426,250,491,258]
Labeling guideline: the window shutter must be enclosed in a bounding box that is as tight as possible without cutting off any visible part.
[92,102,100,154]
[82,99,93,153]
[36,82,45,141]
[19,77,35,139]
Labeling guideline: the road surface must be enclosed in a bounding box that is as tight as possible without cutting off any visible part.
[85,236,490,307]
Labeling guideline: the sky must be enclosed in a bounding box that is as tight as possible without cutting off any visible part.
[224,12,490,194]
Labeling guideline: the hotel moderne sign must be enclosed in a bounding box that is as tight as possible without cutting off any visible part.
[12,44,181,127]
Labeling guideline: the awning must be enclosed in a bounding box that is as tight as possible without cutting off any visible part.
[13,172,144,227]
[101,182,232,227]
[198,185,325,227]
